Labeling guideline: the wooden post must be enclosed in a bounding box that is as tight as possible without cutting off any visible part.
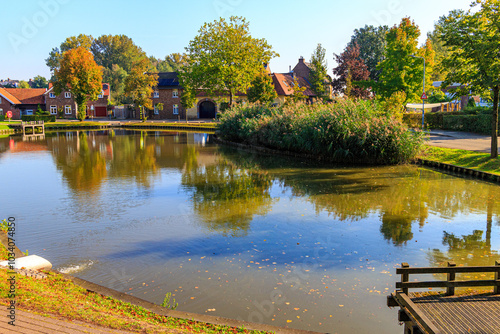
[401,262,409,295]
[447,261,456,296]
[495,261,499,295]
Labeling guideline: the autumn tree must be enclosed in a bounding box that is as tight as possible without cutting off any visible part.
[373,18,435,104]
[247,71,277,104]
[309,44,330,99]
[46,34,94,73]
[332,43,371,98]
[53,47,103,121]
[124,58,158,121]
[347,25,388,82]
[440,0,500,158]
[181,16,278,107]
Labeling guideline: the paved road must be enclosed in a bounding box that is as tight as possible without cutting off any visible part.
[426,130,499,154]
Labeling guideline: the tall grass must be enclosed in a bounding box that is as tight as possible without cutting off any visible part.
[218,99,424,164]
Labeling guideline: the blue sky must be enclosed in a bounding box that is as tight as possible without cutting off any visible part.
[2,0,474,81]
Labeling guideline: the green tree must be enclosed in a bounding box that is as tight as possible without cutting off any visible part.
[182,16,278,106]
[18,80,30,88]
[374,18,435,104]
[347,25,388,82]
[53,47,103,121]
[124,58,158,121]
[247,71,277,104]
[427,20,450,82]
[309,43,330,99]
[440,1,500,158]
[31,75,48,88]
[289,78,307,103]
[152,53,189,72]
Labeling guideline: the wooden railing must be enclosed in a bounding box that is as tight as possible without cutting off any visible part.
[396,261,500,296]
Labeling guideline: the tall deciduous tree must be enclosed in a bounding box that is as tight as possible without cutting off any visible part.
[31,75,48,88]
[347,25,388,82]
[151,53,189,72]
[18,80,30,89]
[427,20,450,82]
[247,71,277,104]
[54,47,103,121]
[182,16,278,106]
[332,43,371,98]
[440,1,500,158]
[46,34,94,73]
[124,58,158,121]
[309,44,330,99]
[374,18,435,104]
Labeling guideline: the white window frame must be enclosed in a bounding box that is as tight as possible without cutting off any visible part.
[172,89,178,98]
[0,108,3,115]
[65,92,71,98]
[98,90,104,98]
[65,105,72,114]
[154,104,159,115]
[50,105,57,115]
[173,104,179,115]
[49,92,56,98]
[153,91,160,98]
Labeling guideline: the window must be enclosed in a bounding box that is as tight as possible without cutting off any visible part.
[98,91,103,98]
[153,91,159,98]
[173,104,179,115]
[154,104,159,115]
[0,108,3,115]
[65,105,72,114]
[0,97,2,103]
[49,92,56,98]
[50,105,57,115]
[65,92,71,98]
[172,89,178,98]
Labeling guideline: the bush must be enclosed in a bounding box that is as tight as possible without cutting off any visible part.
[21,115,56,122]
[402,111,463,129]
[442,114,496,134]
[218,99,424,165]
[0,115,4,121]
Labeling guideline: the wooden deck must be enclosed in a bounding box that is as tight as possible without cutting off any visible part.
[0,309,135,334]
[388,261,500,334]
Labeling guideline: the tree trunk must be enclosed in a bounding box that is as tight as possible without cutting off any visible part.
[229,90,234,107]
[491,85,499,158]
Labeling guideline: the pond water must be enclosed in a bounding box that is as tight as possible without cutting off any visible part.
[0,130,499,334]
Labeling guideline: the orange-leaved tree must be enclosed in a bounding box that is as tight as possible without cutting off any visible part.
[54,46,103,121]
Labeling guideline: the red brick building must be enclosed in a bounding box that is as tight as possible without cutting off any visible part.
[45,83,111,118]
[0,87,46,119]
[147,72,185,120]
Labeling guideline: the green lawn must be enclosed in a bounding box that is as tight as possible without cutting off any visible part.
[419,145,500,175]
[45,121,110,128]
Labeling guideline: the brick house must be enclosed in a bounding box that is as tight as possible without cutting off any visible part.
[271,72,316,104]
[45,83,111,118]
[148,72,185,120]
[0,87,46,119]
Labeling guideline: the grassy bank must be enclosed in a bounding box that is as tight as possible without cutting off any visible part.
[0,243,269,333]
[124,122,217,130]
[419,146,500,175]
[218,100,424,164]
[46,121,110,129]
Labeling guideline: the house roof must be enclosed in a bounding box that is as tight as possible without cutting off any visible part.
[272,73,315,97]
[0,87,22,104]
[157,72,180,88]
[1,88,46,105]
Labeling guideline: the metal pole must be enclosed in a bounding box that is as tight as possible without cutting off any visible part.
[422,58,425,130]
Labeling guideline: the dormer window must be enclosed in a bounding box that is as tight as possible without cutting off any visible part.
[153,91,160,98]
[49,92,56,98]
[65,92,71,98]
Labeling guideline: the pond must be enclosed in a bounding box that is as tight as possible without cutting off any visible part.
[0,130,499,333]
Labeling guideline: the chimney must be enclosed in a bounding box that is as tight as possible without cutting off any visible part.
[299,56,304,63]
[289,65,292,73]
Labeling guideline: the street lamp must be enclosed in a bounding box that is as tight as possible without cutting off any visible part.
[410,55,426,130]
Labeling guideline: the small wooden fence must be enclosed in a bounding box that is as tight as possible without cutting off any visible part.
[388,261,500,334]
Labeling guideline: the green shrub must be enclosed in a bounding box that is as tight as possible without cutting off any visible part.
[21,115,56,122]
[442,114,495,134]
[0,115,4,121]
[402,111,463,129]
[218,99,424,165]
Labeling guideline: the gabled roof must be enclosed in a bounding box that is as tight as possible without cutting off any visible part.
[157,72,180,88]
[272,73,315,97]
[0,87,22,104]
[1,88,46,105]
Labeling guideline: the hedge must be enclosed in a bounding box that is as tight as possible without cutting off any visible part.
[0,115,4,121]
[402,112,463,129]
[21,115,56,122]
[442,114,497,134]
